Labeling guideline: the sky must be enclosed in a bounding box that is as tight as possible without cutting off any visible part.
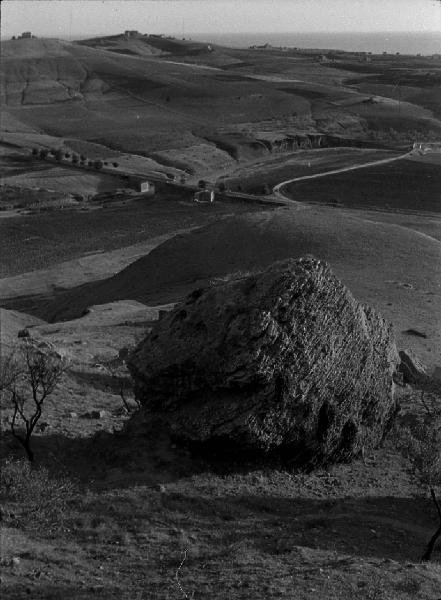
[2,0,441,39]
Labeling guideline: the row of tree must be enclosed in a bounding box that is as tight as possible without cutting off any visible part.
[31,147,119,170]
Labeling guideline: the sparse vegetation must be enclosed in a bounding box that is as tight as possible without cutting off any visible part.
[397,387,441,561]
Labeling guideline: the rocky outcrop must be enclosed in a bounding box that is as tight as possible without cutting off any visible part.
[129,257,399,465]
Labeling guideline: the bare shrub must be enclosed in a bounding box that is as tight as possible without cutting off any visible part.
[95,349,139,413]
[0,343,67,461]
[0,457,76,532]
[396,384,441,561]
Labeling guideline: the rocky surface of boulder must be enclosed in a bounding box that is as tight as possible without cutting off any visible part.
[129,258,399,465]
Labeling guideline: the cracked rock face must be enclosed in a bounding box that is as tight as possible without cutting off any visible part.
[129,258,399,465]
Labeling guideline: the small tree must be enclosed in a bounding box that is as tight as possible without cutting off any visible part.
[54,149,63,161]
[72,153,79,164]
[94,160,103,170]
[397,386,441,561]
[198,179,207,190]
[0,344,67,462]
[112,162,119,168]
[31,148,38,156]
[39,149,48,159]
[80,154,87,162]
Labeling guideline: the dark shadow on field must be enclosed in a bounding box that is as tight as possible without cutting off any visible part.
[0,292,64,318]
[0,423,198,488]
[2,426,441,565]
[70,369,132,393]
[155,492,441,564]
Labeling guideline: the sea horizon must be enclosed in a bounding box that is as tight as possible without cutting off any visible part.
[190,31,441,56]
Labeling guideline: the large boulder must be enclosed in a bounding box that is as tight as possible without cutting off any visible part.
[129,258,399,465]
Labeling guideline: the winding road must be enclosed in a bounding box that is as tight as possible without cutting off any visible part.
[272,149,414,200]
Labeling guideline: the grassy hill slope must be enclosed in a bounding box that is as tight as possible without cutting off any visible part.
[28,207,440,368]
[2,37,440,175]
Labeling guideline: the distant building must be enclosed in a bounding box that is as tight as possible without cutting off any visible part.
[21,32,32,39]
[124,30,139,38]
[132,179,155,196]
[194,190,215,203]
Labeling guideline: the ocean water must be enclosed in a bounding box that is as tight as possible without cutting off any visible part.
[191,31,440,55]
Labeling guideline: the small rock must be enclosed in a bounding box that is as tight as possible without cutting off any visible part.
[38,422,50,432]
[69,412,78,419]
[17,329,30,338]
[398,349,429,385]
[12,557,21,567]
[156,484,167,493]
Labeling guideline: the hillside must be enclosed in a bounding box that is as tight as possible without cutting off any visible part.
[2,36,441,178]
[10,207,437,370]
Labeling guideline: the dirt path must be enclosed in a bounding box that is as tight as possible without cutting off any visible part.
[273,150,413,199]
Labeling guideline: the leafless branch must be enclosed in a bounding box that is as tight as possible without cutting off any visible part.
[175,549,193,599]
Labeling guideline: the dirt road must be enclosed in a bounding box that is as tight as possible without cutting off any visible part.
[273,149,413,199]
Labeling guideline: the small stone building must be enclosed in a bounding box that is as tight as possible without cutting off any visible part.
[194,190,215,203]
[132,179,155,196]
